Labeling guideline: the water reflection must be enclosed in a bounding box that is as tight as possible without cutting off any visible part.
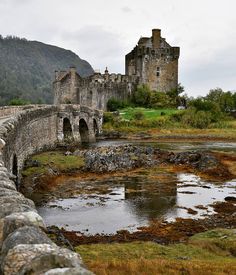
[124,178,177,220]
[37,171,235,235]
[35,140,236,235]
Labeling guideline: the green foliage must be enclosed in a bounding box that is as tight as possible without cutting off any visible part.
[22,151,85,177]
[131,84,186,109]
[205,88,236,113]
[0,36,93,106]
[120,107,179,120]
[182,109,212,129]
[132,85,152,107]
[166,83,185,107]
[8,98,31,106]
[150,91,171,108]
[189,98,223,123]
[133,110,145,120]
[107,98,128,111]
[103,112,115,123]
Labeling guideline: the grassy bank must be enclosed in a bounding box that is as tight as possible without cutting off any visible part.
[22,151,84,177]
[76,229,236,275]
[103,107,236,140]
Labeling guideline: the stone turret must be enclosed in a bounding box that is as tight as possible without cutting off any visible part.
[125,28,180,92]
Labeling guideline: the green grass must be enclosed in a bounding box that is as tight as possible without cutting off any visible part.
[119,107,179,120]
[22,151,85,177]
[76,229,236,275]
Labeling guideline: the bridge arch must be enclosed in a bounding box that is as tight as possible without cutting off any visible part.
[63,117,73,141]
[79,118,89,143]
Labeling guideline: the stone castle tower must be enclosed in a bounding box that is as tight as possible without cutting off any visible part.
[125,29,180,92]
[53,28,180,110]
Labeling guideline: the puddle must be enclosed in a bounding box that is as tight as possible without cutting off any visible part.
[26,140,236,235]
[37,171,236,235]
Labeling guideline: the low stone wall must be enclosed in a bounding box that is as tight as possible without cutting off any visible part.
[0,105,101,274]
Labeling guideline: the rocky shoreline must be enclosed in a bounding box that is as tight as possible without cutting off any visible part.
[73,145,233,179]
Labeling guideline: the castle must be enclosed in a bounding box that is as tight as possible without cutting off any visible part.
[53,28,180,110]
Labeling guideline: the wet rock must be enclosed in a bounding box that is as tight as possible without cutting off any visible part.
[168,151,201,165]
[1,226,53,258]
[0,196,35,209]
[0,211,45,248]
[195,154,219,171]
[74,145,158,172]
[65,151,73,156]
[18,255,91,275]
[0,203,36,219]
[0,138,6,150]
[2,244,83,275]
[101,130,122,139]
[24,159,41,169]
[0,187,24,198]
[0,180,16,190]
[225,196,236,202]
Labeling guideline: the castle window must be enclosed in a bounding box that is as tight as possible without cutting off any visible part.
[156,67,160,77]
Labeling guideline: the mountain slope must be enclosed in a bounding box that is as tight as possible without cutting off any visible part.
[0,36,94,105]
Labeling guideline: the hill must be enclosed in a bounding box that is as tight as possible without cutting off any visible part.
[0,36,94,105]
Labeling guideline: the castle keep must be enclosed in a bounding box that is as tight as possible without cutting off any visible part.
[54,28,180,110]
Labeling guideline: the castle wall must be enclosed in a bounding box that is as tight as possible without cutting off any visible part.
[54,71,138,110]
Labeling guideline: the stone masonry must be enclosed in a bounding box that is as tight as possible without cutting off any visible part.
[54,28,180,110]
[126,29,180,91]
[0,104,102,274]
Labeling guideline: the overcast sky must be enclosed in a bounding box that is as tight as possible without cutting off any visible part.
[0,0,235,96]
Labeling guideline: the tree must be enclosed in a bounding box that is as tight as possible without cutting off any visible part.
[166,83,185,107]
[132,85,151,107]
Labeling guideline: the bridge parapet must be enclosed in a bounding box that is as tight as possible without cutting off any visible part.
[0,104,102,274]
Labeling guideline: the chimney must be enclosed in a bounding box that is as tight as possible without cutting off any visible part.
[69,66,76,75]
[152,29,161,49]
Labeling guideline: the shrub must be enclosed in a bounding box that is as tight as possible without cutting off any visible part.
[107,98,128,111]
[103,112,114,123]
[132,85,151,107]
[133,111,145,120]
[8,98,31,106]
[181,109,212,129]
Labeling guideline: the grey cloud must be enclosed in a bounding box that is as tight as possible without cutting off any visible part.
[61,26,125,72]
[121,6,132,13]
[181,44,236,95]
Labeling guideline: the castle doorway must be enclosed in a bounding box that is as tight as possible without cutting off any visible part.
[63,118,73,141]
[79,119,89,143]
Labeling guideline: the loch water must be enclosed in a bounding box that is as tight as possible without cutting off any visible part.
[36,140,236,235]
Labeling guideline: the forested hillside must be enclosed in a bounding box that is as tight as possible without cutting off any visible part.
[0,36,94,105]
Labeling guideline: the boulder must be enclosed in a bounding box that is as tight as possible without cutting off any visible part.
[1,226,52,258]
[0,196,35,209]
[2,244,83,275]
[0,211,45,248]
[0,203,36,219]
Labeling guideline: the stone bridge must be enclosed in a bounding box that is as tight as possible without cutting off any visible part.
[0,104,102,274]
[0,104,102,178]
